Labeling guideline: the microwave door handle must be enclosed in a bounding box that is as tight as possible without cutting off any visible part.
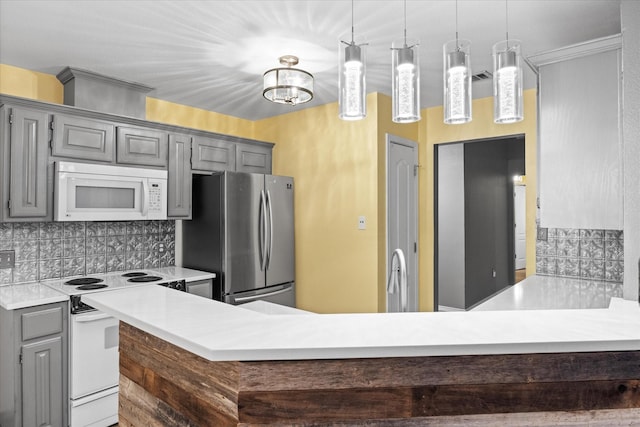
[141,180,149,216]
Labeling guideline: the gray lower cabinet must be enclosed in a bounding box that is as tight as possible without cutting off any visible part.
[191,136,236,172]
[235,143,272,174]
[0,105,50,221]
[0,301,68,427]
[186,278,213,299]
[51,113,115,162]
[116,126,169,167]
[168,133,192,218]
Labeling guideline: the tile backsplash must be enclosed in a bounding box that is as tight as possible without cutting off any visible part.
[536,228,623,282]
[0,220,175,285]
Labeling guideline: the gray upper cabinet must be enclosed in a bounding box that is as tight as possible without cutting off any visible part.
[191,136,236,172]
[168,133,192,218]
[0,302,68,427]
[51,113,115,162]
[116,126,168,167]
[236,143,272,174]
[1,105,50,220]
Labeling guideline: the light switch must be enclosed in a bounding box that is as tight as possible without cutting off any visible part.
[358,216,366,230]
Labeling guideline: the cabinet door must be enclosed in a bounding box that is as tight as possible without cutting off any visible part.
[6,107,49,218]
[191,136,235,172]
[117,126,168,167]
[51,113,115,162]
[168,133,192,218]
[21,336,64,427]
[236,143,272,174]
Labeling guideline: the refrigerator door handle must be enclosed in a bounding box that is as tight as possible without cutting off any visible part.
[266,190,274,270]
[232,285,292,303]
[259,189,268,271]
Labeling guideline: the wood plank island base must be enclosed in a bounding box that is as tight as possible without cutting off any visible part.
[118,322,640,426]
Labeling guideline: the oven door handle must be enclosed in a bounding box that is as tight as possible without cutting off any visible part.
[74,312,114,323]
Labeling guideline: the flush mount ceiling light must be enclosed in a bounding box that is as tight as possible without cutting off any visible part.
[392,0,420,123]
[339,0,366,121]
[493,0,524,123]
[443,0,472,124]
[263,55,313,105]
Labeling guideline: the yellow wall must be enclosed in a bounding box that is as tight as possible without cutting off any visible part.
[0,64,255,139]
[419,89,538,311]
[0,64,63,104]
[254,94,380,313]
[146,98,255,139]
[1,64,537,315]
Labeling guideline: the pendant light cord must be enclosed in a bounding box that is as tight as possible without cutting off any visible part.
[455,0,459,49]
[351,0,355,43]
[505,0,510,46]
[403,0,407,46]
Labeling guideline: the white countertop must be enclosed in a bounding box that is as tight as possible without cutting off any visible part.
[0,267,215,310]
[0,282,68,310]
[151,267,216,282]
[472,275,623,311]
[84,285,640,362]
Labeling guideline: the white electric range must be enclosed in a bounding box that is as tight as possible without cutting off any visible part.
[41,270,187,427]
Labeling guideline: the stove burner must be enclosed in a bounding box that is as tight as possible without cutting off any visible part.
[65,277,104,286]
[121,272,148,278]
[127,276,162,283]
[76,284,108,291]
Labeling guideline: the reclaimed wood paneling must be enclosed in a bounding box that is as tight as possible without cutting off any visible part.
[239,351,640,391]
[119,323,640,426]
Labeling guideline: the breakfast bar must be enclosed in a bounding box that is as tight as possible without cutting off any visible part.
[83,286,640,426]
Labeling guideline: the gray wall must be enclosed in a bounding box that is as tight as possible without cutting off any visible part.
[437,144,466,309]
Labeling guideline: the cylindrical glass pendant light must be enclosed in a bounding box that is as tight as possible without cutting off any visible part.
[392,0,420,123]
[443,39,472,124]
[339,41,366,120]
[492,40,523,123]
[392,40,420,123]
[339,0,366,121]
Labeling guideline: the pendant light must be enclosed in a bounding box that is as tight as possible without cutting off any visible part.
[443,0,471,124]
[492,0,523,123]
[339,0,366,120]
[263,55,313,105]
[392,0,420,123]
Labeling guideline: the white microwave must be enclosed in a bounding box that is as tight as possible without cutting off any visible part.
[54,161,168,222]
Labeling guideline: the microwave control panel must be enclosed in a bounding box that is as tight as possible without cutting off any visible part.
[149,183,162,212]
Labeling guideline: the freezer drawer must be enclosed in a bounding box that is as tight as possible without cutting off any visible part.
[226,283,295,307]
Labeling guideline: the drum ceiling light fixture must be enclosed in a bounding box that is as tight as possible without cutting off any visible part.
[263,55,314,105]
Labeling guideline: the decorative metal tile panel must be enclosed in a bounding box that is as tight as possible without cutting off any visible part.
[0,220,176,284]
[536,227,623,283]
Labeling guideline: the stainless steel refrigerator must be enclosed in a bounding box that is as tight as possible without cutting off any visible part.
[183,171,295,306]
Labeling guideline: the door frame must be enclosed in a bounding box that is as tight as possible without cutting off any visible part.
[386,133,419,312]
[433,134,526,311]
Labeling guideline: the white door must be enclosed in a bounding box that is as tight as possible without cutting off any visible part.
[387,134,418,312]
[514,185,526,270]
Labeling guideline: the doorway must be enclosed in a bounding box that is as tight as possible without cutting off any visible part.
[386,134,418,312]
[514,182,527,282]
[434,135,525,311]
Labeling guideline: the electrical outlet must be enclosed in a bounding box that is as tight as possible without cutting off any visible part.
[537,227,548,242]
[358,216,366,230]
[158,243,165,253]
[0,250,15,269]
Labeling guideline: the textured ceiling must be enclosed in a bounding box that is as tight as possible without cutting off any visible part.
[0,0,621,121]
